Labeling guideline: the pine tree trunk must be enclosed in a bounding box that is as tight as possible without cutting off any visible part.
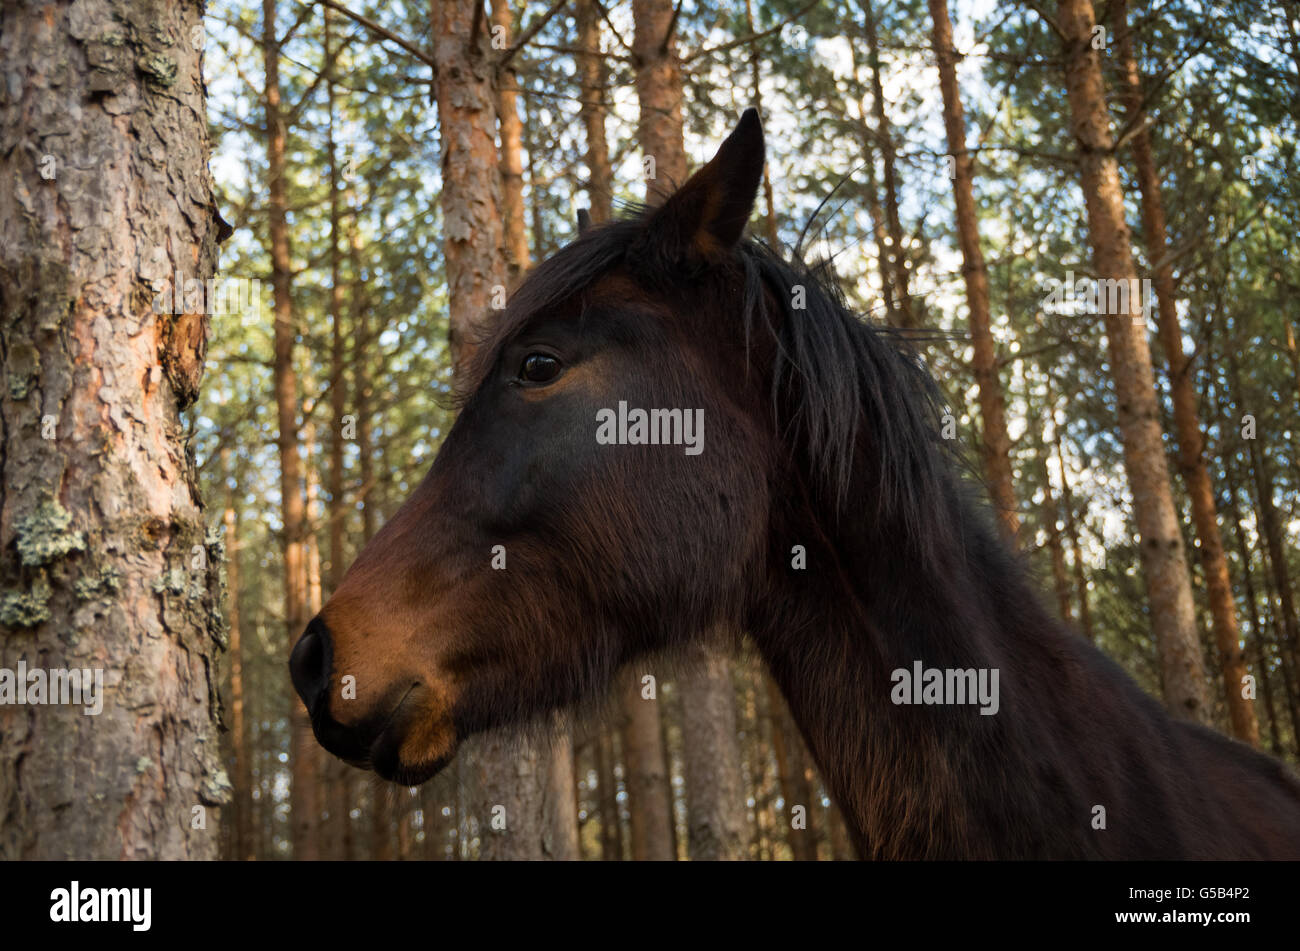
[620,669,673,859]
[1223,458,1284,755]
[1114,0,1258,745]
[1285,319,1300,409]
[350,216,393,859]
[1225,344,1300,749]
[1050,403,1094,639]
[1247,477,1300,757]
[223,451,254,861]
[928,0,1019,539]
[323,12,355,861]
[577,0,613,223]
[325,11,348,612]
[633,0,687,193]
[499,30,580,856]
[263,0,320,860]
[594,725,623,859]
[433,0,507,374]
[846,24,901,323]
[492,0,530,282]
[625,0,690,862]
[1056,0,1210,722]
[744,0,781,248]
[1038,450,1074,623]
[861,0,916,329]
[677,644,747,859]
[543,714,581,859]
[1246,440,1300,719]
[764,679,818,860]
[0,0,227,858]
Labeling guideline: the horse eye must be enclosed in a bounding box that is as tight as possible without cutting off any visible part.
[519,352,561,384]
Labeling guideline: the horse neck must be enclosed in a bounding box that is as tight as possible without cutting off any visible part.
[753,476,1085,859]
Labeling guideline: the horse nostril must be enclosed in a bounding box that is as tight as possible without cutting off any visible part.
[290,616,332,714]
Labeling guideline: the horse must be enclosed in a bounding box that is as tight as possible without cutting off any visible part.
[290,108,1300,859]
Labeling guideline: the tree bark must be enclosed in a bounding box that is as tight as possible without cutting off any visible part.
[620,669,674,859]
[1050,400,1094,640]
[593,725,622,859]
[928,0,1019,539]
[765,679,818,860]
[1244,457,1300,757]
[1245,439,1300,719]
[577,0,614,223]
[223,450,254,861]
[348,205,393,860]
[850,59,901,323]
[492,0,530,283]
[1222,457,1284,755]
[433,0,507,375]
[1114,0,1257,745]
[323,10,356,860]
[0,0,227,858]
[1056,0,1210,722]
[677,644,747,859]
[861,0,916,329]
[263,0,320,860]
[633,0,687,194]
[744,0,781,248]
[543,714,581,859]
[1038,450,1074,623]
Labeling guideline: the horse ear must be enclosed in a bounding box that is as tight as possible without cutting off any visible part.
[577,208,593,234]
[646,107,764,259]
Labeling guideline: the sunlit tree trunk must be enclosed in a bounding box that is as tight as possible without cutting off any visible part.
[593,726,622,859]
[262,0,321,860]
[861,0,916,328]
[322,10,356,861]
[1223,458,1284,755]
[1050,401,1094,640]
[223,450,254,861]
[1225,345,1300,752]
[928,0,1019,539]
[577,0,613,223]
[1039,452,1074,623]
[492,0,530,283]
[847,26,900,323]
[433,0,507,375]
[1115,0,1257,745]
[1056,0,1209,722]
[744,0,781,248]
[602,0,683,863]
[765,679,818,860]
[349,206,391,860]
